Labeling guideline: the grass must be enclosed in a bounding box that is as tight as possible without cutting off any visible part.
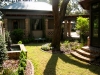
[25,43,100,75]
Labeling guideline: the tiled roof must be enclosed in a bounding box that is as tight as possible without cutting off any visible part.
[2,1,52,11]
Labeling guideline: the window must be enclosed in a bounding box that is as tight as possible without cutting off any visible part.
[31,19,43,30]
[13,20,18,29]
[48,19,54,29]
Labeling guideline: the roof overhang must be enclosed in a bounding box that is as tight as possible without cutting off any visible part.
[1,9,53,16]
[79,0,92,10]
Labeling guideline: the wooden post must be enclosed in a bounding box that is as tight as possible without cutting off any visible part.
[3,28,5,42]
[67,20,72,37]
[0,21,3,35]
[25,18,30,37]
[45,19,48,38]
[87,36,90,46]
[63,20,67,39]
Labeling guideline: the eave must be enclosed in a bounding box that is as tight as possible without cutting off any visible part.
[79,0,92,10]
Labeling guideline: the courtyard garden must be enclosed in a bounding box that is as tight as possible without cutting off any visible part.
[0,0,100,75]
[0,16,100,75]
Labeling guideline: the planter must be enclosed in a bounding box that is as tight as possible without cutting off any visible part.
[7,44,27,59]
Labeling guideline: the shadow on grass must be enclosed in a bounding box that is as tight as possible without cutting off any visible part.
[25,43,100,75]
[43,53,100,75]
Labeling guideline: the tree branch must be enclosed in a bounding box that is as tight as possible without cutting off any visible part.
[60,0,70,22]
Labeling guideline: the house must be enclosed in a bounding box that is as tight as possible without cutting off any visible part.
[80,0,100,48]
[0,1,54,38]
[1,1,89,40]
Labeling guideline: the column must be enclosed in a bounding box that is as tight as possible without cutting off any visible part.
[67,20,72,37]
[87,36,90,46]
[3,28,5,42]
[45,19,48,38]
[25,18,30,38]
[0,21,3,34]
[63,20,67,39]
[4,19,7,30]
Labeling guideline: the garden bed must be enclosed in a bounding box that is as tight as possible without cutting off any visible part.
[2,59,34,75]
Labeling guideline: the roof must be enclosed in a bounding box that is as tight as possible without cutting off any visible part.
[2,1,52,11]
[79,0,100,10]
[79,0,92,10]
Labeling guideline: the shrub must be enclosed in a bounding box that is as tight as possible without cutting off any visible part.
[11,29,24,43]
[41,43,51,51]
[76,16,89,35]
[70,40,83,50]
[63,41,70,48]
[75,16,89,44]
[19,50,27,70]
[18,67,24,75]
[18,41,22,44]
[22,38,29,44]
[17,50,27,75]
[3,68,17,75]
[63,40,82,50]
[0,35,7,66]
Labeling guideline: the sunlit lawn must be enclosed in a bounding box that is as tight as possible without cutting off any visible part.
[25,43,100,75]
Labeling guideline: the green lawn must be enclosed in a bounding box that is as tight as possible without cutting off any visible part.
[25,43,100,75]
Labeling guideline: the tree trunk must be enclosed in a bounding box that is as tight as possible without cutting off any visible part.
[51,0,70,51]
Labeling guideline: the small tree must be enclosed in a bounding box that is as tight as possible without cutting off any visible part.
[0,34,7,67]
[76,16,89,44]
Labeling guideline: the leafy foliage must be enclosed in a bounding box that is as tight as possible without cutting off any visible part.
[18,67,24,75]
[41,43,52,51]
[18,41,22,44]
[22,37,34,44]
[63,40,82,50]
[11,29,24,43]
[75,16,89,44]
[64,40,70,48]
[76,16,89,35]
[0,35,7,66]
[3,68,17,75]
[70,41,83,50]
[18,50,27,75]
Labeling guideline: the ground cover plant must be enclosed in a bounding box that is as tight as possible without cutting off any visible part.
[25,43,100,75]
